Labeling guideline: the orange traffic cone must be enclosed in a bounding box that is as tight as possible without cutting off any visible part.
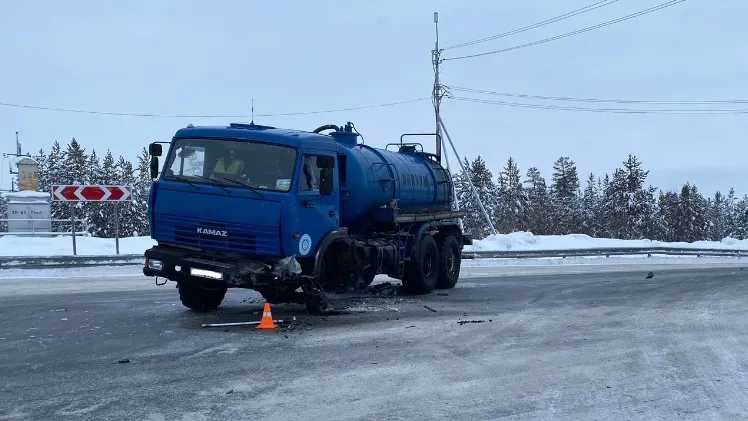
[256,302,278,330]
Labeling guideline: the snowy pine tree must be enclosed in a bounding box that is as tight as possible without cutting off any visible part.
[733,195,748,240]
[36,148,49,194]
[523,167,551,235]
[581,173,604,236]
[84,151,105,236]
[54,138,89,231]
[724,188,738,238]
[706,191,730,241]
[47,141,67,228]
[132,147,152,236]
[674,183,708,242]
[495,157,527,233]
[115,155,137,237]
[550,156,582,234]
[454,156,497,239]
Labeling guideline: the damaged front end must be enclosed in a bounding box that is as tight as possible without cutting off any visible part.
[144,244,307,288]
[143,245,330,313]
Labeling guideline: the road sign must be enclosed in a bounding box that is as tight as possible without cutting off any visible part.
[51,185,133,202]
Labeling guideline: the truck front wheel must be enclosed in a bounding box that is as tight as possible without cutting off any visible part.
[402,234,439,294]
[178,282,227,312]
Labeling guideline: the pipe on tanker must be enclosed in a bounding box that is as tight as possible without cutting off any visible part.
[312,124,341,134]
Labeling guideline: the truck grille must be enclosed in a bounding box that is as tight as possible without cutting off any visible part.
[154,215,279,256]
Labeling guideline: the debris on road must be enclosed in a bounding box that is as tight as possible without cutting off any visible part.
[366,282,403,296]
[201,320,284,328]
[457,320,485,325]
[117,358,130,364]
[423,305,438,313]
[646,272,654,278]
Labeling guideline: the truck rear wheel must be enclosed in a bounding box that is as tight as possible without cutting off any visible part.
[436,234,461,289]
[402,234,439,294]
[178,282,227,312]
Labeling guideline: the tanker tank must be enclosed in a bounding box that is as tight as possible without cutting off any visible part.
[327,126,454,232]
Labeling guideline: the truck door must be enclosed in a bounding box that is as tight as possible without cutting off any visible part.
[296,150,339,259]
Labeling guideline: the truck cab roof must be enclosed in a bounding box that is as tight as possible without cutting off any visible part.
[173,122,338,151]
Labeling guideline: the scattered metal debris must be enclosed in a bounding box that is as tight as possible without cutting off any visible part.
[366,282,403,296]
[457,320,485,325]
[202,320,284,328]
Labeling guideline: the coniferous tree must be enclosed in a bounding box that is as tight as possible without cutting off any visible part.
[581,173,604,236]
[674,183,708,242]
[132,147,152,236]
[454,156,497,239]
[48,141,67,227]
[706,191,730,241]
[56,138,88,228]
[36,148,49,194]
[495,157,527,233]
[724,188,738,238]
[115,156,137,237]
[733,195,748,240]
[523,167,551,235]
[550,156,582,234]
[83,150,104,235]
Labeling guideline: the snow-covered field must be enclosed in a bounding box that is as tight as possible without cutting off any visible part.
[0,231,747,257]
[467,231,748,251]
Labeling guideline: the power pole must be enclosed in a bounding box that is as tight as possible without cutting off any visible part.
[431,12,497,236]
[432,12,443,162]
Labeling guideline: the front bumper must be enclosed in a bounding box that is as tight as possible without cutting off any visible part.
[143,244,304,289]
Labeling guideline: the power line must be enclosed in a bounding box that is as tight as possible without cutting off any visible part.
[451,96,748,114]
[0,97,430,119]
[443,0,619,50]
[443,0,686,61]
[449,86,748,105]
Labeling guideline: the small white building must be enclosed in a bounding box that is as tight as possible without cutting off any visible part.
[5,190,52,233]
[3,156,53,234]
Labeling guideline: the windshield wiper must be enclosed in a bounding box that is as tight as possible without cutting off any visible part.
[216,176,264,197]
[190,175,231,194]
[170,175,200,190]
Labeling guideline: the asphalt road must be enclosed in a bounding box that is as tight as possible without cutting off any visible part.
[2,263,748,420]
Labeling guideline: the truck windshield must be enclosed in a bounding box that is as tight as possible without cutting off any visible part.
[162,138,297,192]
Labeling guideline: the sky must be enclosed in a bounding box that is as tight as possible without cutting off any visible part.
[1,0,746,197]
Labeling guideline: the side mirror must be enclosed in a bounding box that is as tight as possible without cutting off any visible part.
[150,156,159,180]
[316,156,335,169]
[319,168,334,196]
[149,142,162,157]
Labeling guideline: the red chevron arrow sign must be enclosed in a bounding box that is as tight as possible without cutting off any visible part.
[51,185,133,202]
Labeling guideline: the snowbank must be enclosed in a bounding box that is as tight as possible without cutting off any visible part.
[0,231,747,258]
[465,231,748,252]
[0,235,156,257]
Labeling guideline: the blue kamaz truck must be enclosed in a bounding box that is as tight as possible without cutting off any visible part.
[142,121,470,313]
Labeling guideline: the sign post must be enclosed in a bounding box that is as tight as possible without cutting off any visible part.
[51,185,133,255]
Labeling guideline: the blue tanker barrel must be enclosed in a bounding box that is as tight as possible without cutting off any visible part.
[337,142,453,230]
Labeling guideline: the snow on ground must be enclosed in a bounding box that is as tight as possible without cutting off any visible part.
[0,231,747,258]
[464,231,748,252]
[0,235,156,257]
